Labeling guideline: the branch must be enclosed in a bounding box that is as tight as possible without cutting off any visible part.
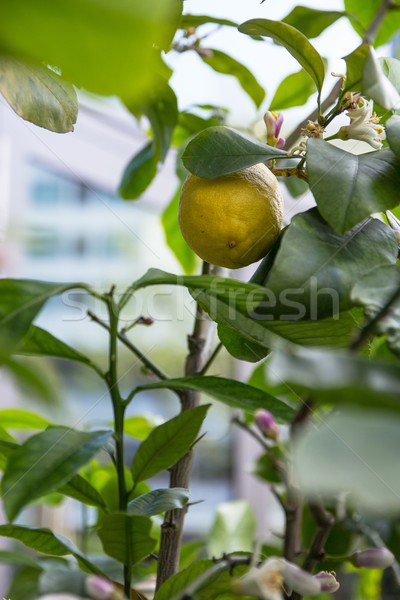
[363,0,395,44]
[284,79,343,150]
[156,261,216,589]
[302,501,335,572]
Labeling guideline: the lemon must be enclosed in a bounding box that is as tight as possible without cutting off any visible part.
[178,164,284,269]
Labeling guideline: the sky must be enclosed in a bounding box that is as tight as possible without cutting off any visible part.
[167,0,361,133]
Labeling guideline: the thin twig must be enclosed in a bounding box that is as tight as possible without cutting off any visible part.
[302,501,335,572]
[363,0,395,44]
[199,342,223,375]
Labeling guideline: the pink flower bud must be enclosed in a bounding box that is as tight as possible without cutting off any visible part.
[351,547,395,569]
[85,576,124,600]
[283,561,321,596]
[315,571,340,593]
[255,409,279,440]
[263,111,285,149]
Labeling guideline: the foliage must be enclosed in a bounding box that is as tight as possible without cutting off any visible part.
[1,1,400,600]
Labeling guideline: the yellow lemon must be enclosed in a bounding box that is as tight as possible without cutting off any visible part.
[178,164,283,269]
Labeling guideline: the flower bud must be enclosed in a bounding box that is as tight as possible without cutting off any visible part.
[315,571,340,593]
[85,576,125,600]
[255,409,279,441]
[264,111,285,149]
[351,547,395,569]
[282,561,321,596]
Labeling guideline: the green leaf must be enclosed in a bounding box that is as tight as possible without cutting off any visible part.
[344,0,400,47]
[0,524,103,574]
[98,514,156,565]
[265,208,398,318]
[0,56,77,132]
[217,322,268,362]
[207,500,256,557]
[131,405,210,483]
[161,186,197,274]
[0,408,50,430]
[127,267,358,350]
[282,6,344,39]
[0,0,183,101]
[120,77,178,199]
[351,264,400,356]
[118,142,157,200]
[269,69,316,110]
[17,325,100,374]
[123,415,163,441]
[58,474,107,509]
[1,356,55,403]
[386,114,400,157]
[380,57,400,94]
[363,46,400,110]
[268,345,400,412]
[0,279,80,346]
[0,550,42,569]
[182,126,288,179]
[201,49,265,107]
[127,487,189,516]
[238,19,325,94]
[6,565,41,600]
[344,44,370,92]
[136,376,294,422]
[294,410,400,514]
[307,140,400,233]
[2,427,112,520]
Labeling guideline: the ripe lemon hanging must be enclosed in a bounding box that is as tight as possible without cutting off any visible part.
[178,164,284,269]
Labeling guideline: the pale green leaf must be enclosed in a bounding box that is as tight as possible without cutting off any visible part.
[363,46,400,110]
[269,69,316,110]
[2,427,112,520]
[161,186,197,274]
[0,56,77,132]
[344,0,400,47]
[0,408,50,430]
[207,500,256,557]
[123,415,162,441]
[386,114,400,157]
[58,474,107,509]
[127,488,189,516]
[282,6,344,39]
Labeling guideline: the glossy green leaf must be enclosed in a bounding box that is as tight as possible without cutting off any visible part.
[0,524,103,574]
[344,0,400,47]
[182,126,288,178]
[118,142,157,200]
[2,427,112,520]
[58,474,107,509]
[127,487,189,516]
[269,69,316,110]
[0,56,77,132]
[207,500,256,557]
[268,345,400,412]
[127,267,358,349]
[282,6,344,39]
[266,208,397,318]
[386,114,400,157]
[98,514,156,565]
[201,49,265,107]
[161,186,197,274]
[17,325,100,374]
[136,376,294,422]
[363,46,400,110]
[217,322,268,362]
[131,404,209,483]
[294,410,400,514]
[0,0,183,100]
[307,140,400,233]
[351,264,400,356]
[0,408,50,430]
[238,19,325,93]
[123,415,163,441]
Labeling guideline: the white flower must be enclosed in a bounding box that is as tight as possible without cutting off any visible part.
[233,557,321,599]
[338,98,385,150]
